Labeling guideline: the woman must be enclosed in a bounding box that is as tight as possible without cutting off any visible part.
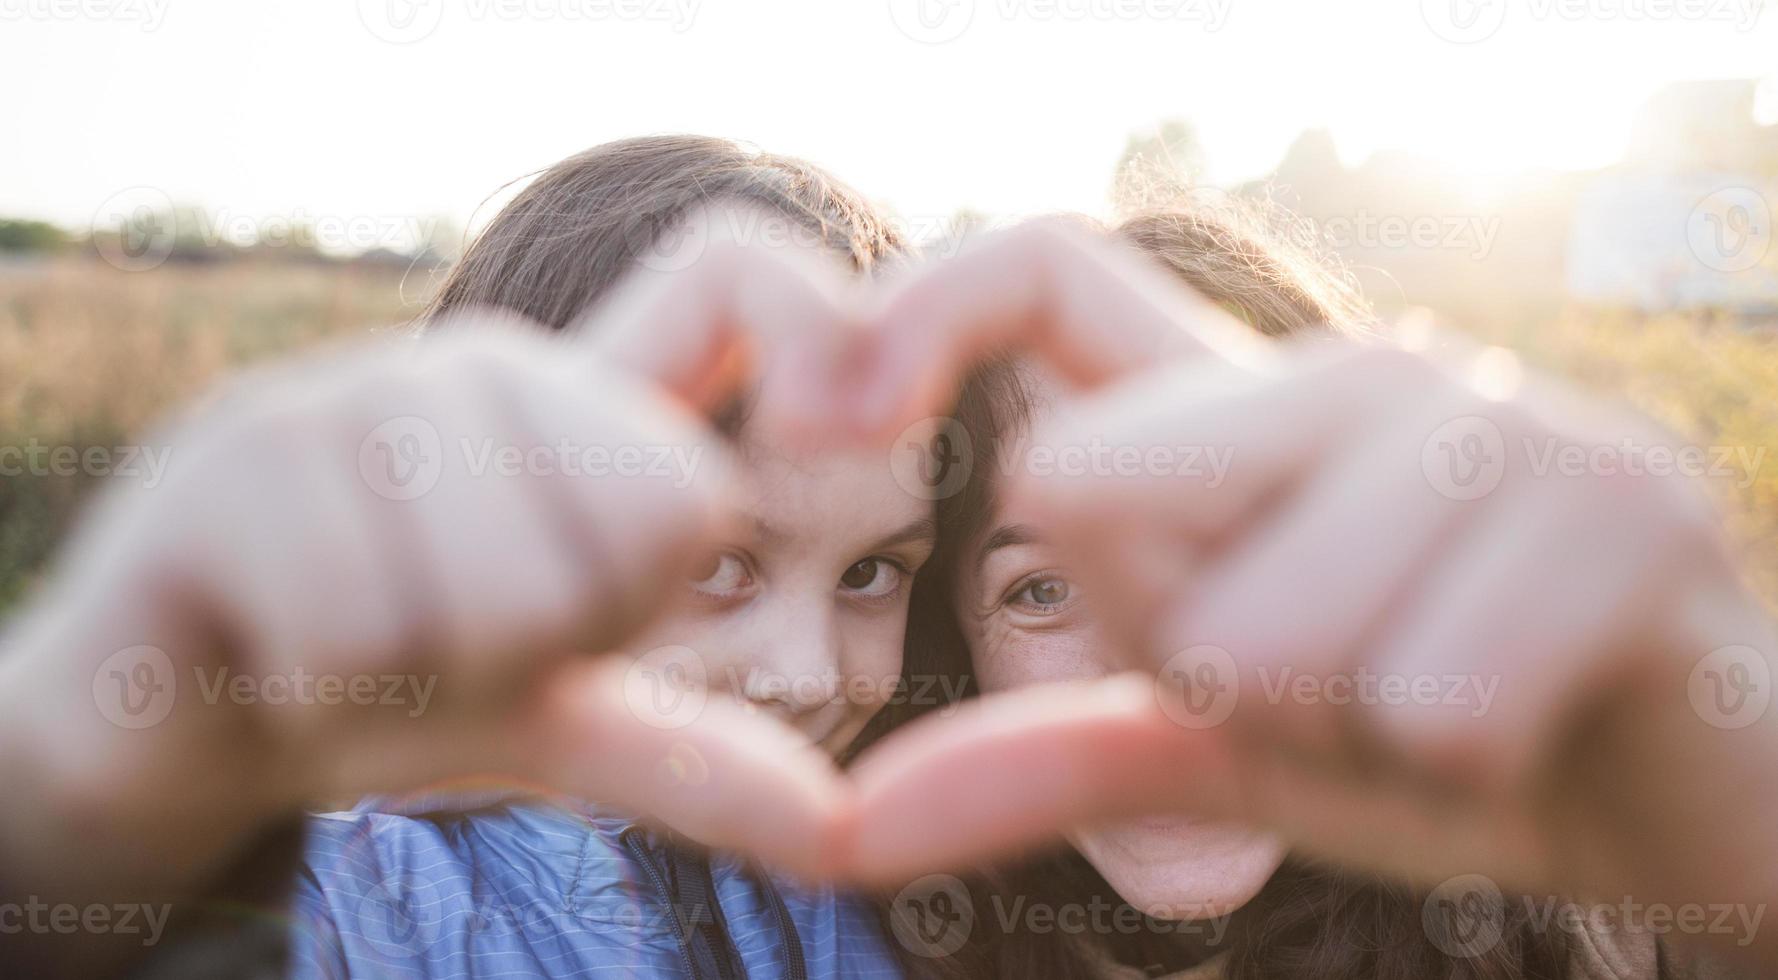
[854,202,1769,978]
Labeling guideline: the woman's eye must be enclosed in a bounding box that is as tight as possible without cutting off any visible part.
[839,558,902,598]
[688,551,752,596]
[1008,575,1073,612]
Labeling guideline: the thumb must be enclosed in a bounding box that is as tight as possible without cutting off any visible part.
[835,674,1242,884]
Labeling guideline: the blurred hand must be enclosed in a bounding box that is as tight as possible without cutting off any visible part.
[836,222,1778,945]
[5,215,1776,970]
[0,238,861,936]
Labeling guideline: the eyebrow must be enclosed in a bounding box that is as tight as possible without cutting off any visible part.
[750,516,938,553]
[868,517,938,553]
[976,522,1045,571]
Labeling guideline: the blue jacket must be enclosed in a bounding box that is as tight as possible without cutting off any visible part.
[289,799,906,979]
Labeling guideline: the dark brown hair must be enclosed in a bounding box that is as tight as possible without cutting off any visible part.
[886,199,1583,980]
[421,133,905,331]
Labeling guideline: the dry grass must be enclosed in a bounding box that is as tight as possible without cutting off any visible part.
[2,257,1775,615]
[0,257,429,609]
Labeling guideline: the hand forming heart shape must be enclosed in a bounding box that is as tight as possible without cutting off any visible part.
[7,215,1777,969]
[621,220,1778,954]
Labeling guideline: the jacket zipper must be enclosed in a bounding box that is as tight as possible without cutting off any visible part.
[755,868,808,980]
[620,827,709,980]
[620,827,809,980]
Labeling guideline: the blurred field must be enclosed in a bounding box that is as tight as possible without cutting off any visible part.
[1,256,1775,617]
[0,257,428,612]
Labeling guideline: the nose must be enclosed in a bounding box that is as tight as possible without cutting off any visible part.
[723,593,844,723]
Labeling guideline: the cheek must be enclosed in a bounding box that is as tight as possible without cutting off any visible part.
[838,611,908,708]
[621,600,736,654]
[971,619,1109,693]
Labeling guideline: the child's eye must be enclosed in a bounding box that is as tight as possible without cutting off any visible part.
[838,558,903,599]
[688,551,753,597]
[1006,574,1075,614]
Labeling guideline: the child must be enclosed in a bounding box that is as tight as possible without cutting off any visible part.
[0,135,946,979]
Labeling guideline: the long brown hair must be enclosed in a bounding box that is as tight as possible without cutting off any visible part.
[421,133,905,331]
[888,197,1580,980]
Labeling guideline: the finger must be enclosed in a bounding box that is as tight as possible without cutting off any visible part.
[1151,402,1482,754]
[532,658,849,878]
[852,218,1274,437]
[1006,347,1326,544]
[577,207,857,421]
[315,658,850,879]
[836,674,1235,884]
[490,354,735,654]
[357,329,731,662]
[1361,472,1676,792]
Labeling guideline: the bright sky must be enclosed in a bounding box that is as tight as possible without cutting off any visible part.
[3,0,1776,244]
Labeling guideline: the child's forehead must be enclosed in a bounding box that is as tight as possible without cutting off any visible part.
[728,433,934,543]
